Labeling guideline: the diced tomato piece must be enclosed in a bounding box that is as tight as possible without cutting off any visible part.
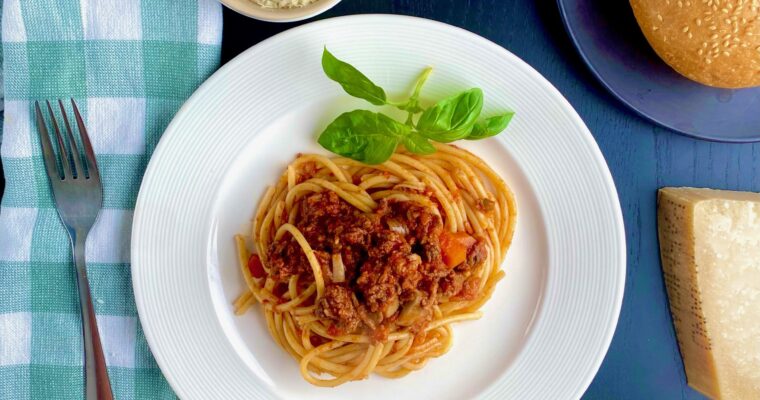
[248,254,266,279]
[439,231,476,268]
[327,324,342,337]
[310,334,329,347]
[273,283,288,298]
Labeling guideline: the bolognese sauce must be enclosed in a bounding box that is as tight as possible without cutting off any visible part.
[267,190,487,342]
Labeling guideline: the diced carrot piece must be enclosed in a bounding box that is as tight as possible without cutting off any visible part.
[439,231,476,268]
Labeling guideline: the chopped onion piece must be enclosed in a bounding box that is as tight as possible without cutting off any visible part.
[331,253,346,283]
[387,218,409,235]
[397,293,423,326]
[384,297,400,318]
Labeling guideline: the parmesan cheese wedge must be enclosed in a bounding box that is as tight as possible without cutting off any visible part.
[658,187,760,399]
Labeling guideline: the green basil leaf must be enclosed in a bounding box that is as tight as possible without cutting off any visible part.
[416,88,483,142]
[395,67,433,114]
[467,112,514,140]
[317,110,411,164]
[322,48,387,106]
[397,102,424,114]
[402,132,436,155]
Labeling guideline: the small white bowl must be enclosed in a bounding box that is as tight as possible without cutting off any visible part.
[220,0,341,23]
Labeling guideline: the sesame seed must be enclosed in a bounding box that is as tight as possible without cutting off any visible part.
[723,51,730,56]
[697,18,703,25]
[688,32,693,38]
[756,46,760,52]
[698,48,704,55]
[710,25,718,30]
[678,0,683,6]
[723,40,730,47]
[711,33,719,39]
[657,14,663,21]
[683,26,690,32]
[724,34,732,39]
[706,58,713,64]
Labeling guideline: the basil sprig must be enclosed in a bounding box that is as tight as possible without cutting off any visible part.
[468,113,514,140]
[322,48,387,106]
[318,48,514,164]
[416,88,484,142]
[318,110,411,164]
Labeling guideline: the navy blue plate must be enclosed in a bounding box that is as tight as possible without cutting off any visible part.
[557,0,760,142]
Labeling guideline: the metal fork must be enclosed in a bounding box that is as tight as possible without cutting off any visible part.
[35,99,113,400]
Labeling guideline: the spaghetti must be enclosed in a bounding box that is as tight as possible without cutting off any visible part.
[234,143,517,387]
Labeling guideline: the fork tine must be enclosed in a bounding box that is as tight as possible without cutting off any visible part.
[58,99,85,179]
[71,99,99,180]
[34,101,61,180]
[46,100,73,179]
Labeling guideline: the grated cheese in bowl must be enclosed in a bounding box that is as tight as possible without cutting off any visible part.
[253,0,318,8]
[225,0,338,22]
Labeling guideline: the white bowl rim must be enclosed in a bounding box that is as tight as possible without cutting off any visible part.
[220,0,342,23]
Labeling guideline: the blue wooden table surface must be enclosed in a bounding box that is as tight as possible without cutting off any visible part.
[0,0,745,398]
[220,0,748,398]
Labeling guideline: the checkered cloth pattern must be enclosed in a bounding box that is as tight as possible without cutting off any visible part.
[0,1,222,398]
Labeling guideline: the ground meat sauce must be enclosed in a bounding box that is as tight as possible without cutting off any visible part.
[267,191,487,341]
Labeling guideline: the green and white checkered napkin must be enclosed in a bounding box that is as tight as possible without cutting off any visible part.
[0,1,222,398]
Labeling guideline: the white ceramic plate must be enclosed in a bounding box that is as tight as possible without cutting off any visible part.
[132,15,626,400]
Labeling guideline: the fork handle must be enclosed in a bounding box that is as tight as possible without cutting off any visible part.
[73,232,113,400]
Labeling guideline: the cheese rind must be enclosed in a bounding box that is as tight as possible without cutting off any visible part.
[658,187,760,400]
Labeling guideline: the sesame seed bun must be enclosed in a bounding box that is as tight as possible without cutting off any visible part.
[630,0,760,88]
